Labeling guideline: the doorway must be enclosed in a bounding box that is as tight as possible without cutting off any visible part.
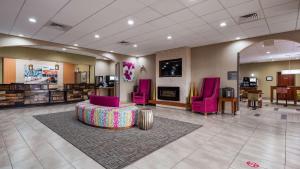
[238,39,300,108]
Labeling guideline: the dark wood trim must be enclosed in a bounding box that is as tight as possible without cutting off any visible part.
[148,100,191,109]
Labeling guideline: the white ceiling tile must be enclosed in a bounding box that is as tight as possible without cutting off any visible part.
[11,0,69,37]
[189,24,213,34]
[263,1,299,17]
[260,0,296,8]
[52,0,114,27]
[190,0,223,16]
[148,17,175,29]
[218,0,253,8]
[0,0,24,34]
[266,12,298,24]
[111,0,146,15]
[202,10,231,23]
[150,0,185,15]
[138,0,160,6]
[181,18,207,29]
[167,9,197,23]
[134,7,162,23]
[239,19,268,30]
[227,0,261,17]
[178,0,206,7]
[33,27,64,41]
[53,6,128,44]
[209,18,237,30]
[269,20,296,34]
[243,25,270,37]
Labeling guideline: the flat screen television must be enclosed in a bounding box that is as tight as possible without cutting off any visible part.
[159,58,182,77]
[249,77,257,82]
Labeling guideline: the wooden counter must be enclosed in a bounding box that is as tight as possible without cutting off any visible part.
[270,86,300,105]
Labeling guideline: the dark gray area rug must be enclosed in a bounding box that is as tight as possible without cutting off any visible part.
[34,111,201,169]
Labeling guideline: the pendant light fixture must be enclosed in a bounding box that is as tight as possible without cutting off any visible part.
[281,55,300,74]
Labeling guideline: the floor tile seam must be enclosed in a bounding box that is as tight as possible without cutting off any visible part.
[36,116,97,169]
[284,113,288,168]
[226,124,259,169]
[0,133,14,169]
[14,124,46,169]
[169,145,202,169]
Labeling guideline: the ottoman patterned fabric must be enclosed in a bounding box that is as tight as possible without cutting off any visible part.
[76,101,139,128]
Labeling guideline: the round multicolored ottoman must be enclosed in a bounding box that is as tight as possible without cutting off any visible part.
[138,108,154,130]
[76,101,139,129]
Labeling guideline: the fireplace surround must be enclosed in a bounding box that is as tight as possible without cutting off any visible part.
[157,87,180,101]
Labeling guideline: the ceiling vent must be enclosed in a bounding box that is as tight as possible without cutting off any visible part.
[238,12,260,24]
[45,21,72,32]
[118,41,131,45]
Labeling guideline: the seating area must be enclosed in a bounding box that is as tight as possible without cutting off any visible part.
[76,96,138,128]
[1,1,300,169]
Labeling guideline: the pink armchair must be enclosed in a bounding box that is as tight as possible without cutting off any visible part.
[192,77,220,115]
[132,79,151,105]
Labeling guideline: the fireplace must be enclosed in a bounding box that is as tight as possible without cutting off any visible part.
[158,87,180,101]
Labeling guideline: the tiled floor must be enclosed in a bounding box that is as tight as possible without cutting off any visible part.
[0,102,299,169]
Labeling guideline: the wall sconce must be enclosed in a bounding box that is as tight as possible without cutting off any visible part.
[140,65,146,72]
[55,64,59,70]
[28,64,33,71]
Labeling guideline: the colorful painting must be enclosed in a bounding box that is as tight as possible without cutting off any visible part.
[24,65,58,84]
[123,61,135,81]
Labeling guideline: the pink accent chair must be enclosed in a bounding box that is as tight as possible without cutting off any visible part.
[192,77,220,115]
[132,79,151,105]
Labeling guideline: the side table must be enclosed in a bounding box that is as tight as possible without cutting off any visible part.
[138,108,154,130]
[219,97,238,115]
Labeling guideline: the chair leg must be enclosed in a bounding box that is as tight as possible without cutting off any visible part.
[204,113,207,116]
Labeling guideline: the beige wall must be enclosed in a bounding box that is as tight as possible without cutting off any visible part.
[0,58,2,83]
[95,60,115,76]
[191,30,300,96]
[75,64,95,83]
[0,46,96,65]
[240,60,300,98]
[156,47,191,103]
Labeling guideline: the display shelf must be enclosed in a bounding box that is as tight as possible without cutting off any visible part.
[49,90,65,103]
[0,90,25,106]
[0,83,95,108]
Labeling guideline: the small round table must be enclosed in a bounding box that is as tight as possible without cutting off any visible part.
[138,108,154,130]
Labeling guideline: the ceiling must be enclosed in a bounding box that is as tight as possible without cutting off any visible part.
[240,39,300,63]
[1,0,300,56]
[25,45,109,60]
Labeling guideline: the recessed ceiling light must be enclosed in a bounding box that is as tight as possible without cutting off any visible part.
[133,44,138,48]
[220,22,227,27]
[127,19,134,26]
[73,44,79,47]
[62,48,67,51]
[110,50,114,53]
[18,34,24,37]
[235,37,241,40]
[94,34,100,39]
[167,35,172,40]
[28,17,37,23]
[266,51,271,54]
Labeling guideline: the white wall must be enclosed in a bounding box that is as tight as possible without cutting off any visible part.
[156,47,191,103]
[15,59,64,87]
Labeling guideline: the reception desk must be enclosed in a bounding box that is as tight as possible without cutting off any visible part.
[270,86,300,105]
[96,87,115,96]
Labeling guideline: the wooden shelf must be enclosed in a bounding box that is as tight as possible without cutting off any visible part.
[149,100,191,109]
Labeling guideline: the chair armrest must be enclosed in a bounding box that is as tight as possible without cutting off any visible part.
[192,96,201,102]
